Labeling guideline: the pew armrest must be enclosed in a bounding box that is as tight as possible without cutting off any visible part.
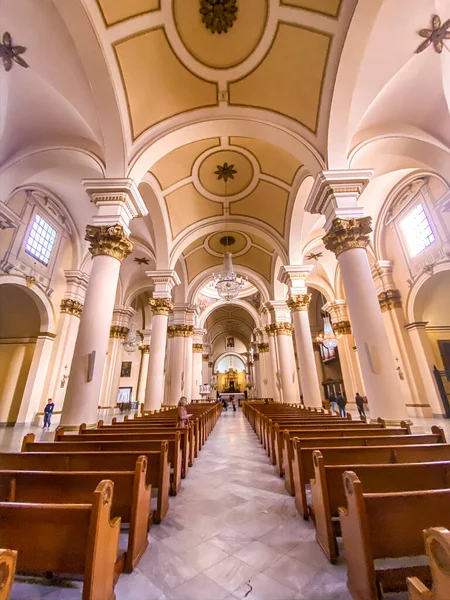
[0,549,17,600]
[407,526,450,600]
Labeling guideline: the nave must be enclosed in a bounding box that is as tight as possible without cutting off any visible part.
[9,409,349,600]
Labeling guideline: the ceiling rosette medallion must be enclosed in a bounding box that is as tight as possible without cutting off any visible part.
[200,0,238,34]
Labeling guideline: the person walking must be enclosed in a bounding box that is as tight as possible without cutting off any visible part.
[43,399,55,429]
[328,392,337,414]
[231,395,237,412]
[177,397,193,428]
[336,393,347,417]
[355,393,366,418]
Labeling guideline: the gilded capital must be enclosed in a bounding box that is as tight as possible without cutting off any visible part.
[333,320,352,336]
[139,344,150,354]
[60,298,83,318]
[253,353,260,361]
[110,325,129,339]
[85,224,133,262]
[258,343,269,353]
[193,343,203,353]
[265,324,275,337]
[323,217,372,257]
[287,294,311,312]
[378,289,402,312]
[273,322,293,336]
[167,324,194,338]
[208,361,213,368]
[149,298,173,316]
[202,354,210,362]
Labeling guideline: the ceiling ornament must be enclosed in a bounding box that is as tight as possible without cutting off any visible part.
[134,257,150,265]
[214,162,237,182]
[0,32,28,72]
[416,15,450,54]
[200,0,238,35]
[306,252,323,261]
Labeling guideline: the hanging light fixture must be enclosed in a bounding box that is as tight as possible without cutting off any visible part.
[315,293,338,349]
[212,160,248,302]
[122,322,139,353]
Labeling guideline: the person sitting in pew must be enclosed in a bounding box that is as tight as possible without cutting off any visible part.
[178,397,193,428]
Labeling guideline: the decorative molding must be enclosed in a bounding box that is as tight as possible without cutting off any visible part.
[0,32,28,72]
[167,325,195,338]
[193,343,203,353]
[332,320,352,336]
[287,293,311,312]
[416,15,450,54]
[0,202,21,229]
[85,225,133,262]
[265,324,275,337]
[202,354,210,361]
[139,344,150,354]
[323,217,372,257]
[200,0,238,35]
[378,289,402,312]
[258,343,269,353]
[110,325,129,339]
[149,298,173,316]
[269,322,293,336]
[60,299,83,318]
[253,353,260,361]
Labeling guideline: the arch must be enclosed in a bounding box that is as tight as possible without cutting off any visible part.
[199,299,261,329]
[406,261,450,324]
[213,352,247,372]
[0,275,56,334]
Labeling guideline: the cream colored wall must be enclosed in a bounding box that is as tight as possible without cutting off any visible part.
[118,345,141,402]
[419,272,450,370]
[0,343,35,424]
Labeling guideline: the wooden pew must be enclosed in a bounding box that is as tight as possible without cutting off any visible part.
[280,424,413,481]
[339,472,450,600]
[283,429,443,496]
[0,445,170,524]
[0,457,150,572]
[293,438,450,520]
[30,432,182,496]
[93,423,194,470]
[311,453,450,564]
[0,549,16,600]
[407,527,450,600]
[0,480,120,600]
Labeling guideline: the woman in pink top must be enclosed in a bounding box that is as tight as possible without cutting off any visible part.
[178,397,193,428]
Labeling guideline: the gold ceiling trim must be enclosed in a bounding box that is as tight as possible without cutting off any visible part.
[113,26,219,140]
[96,0,161,28]
[228,21,333,134]
[280,0,342,19]
[173,0,269,71]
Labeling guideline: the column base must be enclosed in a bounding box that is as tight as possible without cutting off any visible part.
[405,404,434,419]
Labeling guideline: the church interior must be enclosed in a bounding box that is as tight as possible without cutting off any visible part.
[1,0,450,598]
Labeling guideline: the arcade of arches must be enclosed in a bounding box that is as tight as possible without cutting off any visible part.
[1,0,450,427]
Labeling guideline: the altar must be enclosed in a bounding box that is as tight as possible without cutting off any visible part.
[220,392,245,402]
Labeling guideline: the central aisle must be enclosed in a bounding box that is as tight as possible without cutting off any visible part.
[115,409,351,600]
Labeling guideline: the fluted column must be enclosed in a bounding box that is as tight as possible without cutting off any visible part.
[192,335,204,400]
[306,170,407,422]
[269,323,300,404]
[145,296,174,410]
[202,353,210,386]
[136,342,150,405]
[167,325,194,405]
[184,332,194,403]
[258,342,270,398]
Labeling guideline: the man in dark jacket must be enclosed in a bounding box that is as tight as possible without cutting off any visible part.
[355,393,366,418]
[43,399,55,429]
[336,393,347,417]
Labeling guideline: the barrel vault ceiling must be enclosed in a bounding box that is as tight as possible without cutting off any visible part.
[86,0,357,289]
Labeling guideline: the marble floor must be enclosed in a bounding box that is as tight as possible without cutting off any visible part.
[6,409,440,599]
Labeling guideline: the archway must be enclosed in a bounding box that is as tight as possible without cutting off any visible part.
[0,284,40,424]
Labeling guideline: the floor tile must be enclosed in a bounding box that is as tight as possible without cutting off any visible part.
[178,540,230,572]
[170,573,229,600]
[233,572,297,600]
[234,539,283,571]
[204,556,258,594]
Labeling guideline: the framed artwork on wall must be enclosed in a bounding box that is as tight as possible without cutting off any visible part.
[121,361,132,377]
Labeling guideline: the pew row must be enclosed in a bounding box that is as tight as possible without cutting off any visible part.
[0,480,120,600]
[407,527,450,600]
[0,457,150,572]
[292,437,450,520]
[340,472,450,600]
[0,445,170,523]
[310,453,450,564]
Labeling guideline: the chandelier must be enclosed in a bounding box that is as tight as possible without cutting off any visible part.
[122,322,139,353]
[316,314,338,349]
[212,236,248,302]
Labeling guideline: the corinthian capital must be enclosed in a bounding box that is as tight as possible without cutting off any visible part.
[167,325,194,338]
[60,298,83,318]
[323,217,372,257]
[287,294,311,312]
[149,298,173,316]
[85,225,133,262]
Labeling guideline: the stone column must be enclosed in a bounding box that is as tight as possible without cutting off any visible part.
[253,350,261,397]
[306,170,407,422]
[61,180,146,427]
[312,341,326,402]
[265,325,282,402]
[270,323,300,404]
[167,325,193,405]
[192,338,204,400]
[136,343,150,405]
[41,271,88,417]
[184,331,194,404]
[405,322,445,416]
[202,353,210,386]
[258,342,270,398]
